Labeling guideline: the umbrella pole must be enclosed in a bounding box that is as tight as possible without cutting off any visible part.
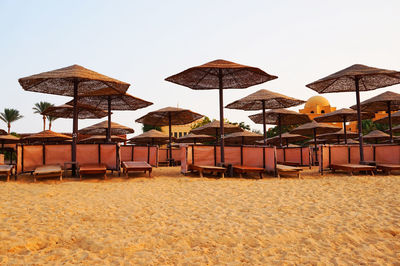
[343,116,347,144]
[314,128,317,165]
[388,102,393,143]
[262,100,266,145]
[278,115,282,147]
[337,135,340,144]
[218,70,225,164]
[72,79,78,176]
[168,112,172,166]
[107,96,112,143]
[355,77,364,163]
[286,139,288,147]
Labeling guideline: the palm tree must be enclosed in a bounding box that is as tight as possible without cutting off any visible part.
[47,116,58,131]
[33,101,53,131]
[0,108,23,133]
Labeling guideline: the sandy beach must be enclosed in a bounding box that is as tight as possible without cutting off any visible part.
[1,167,399,264]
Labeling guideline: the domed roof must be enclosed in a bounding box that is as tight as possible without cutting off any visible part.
[305,96,330,108]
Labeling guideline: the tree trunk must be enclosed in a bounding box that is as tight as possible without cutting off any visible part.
[7,122,10,134]
[49,121,52,131]
[42,115,46,131]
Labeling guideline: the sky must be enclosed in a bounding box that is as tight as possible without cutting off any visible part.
[1,0,400,138]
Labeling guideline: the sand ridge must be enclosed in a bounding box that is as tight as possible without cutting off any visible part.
[0,167,399,264]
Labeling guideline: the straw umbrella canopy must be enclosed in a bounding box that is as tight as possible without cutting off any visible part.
[165,59,277,163]
[374,110,400,125]
[291,120,341,161]
[79,121,134,136]
[314,108,374,144]
[224,131,264,145]
[391,124,400,133]
[190,120,243,137]
[0,129,7,135]
[0,134,20,152]
[262,132,308,147]
[175,133,215,144]
[305,138,336,145]
[69,89,153,142]
[249,109,310,146]
[339,139,359,145]
[136,107,203,165]
[129,129,171,145]
[18,64,130,170]
[23,130,72,143]
[225,89,305,144]
[306,64,400,163]
[318,129,358,144]
[42,103,108,119]
[351,91,400,143]
[363,130,390,144]
[79,135,126,144]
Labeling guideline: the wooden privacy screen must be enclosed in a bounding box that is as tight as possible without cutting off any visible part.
[17,144,120,174]
[319,144,400,174]
[120,145,158,166]
[276,147,311,166]
[181,145,277,175]
[158,148,181,163]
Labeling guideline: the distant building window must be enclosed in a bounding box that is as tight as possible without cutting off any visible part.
[310,111,314,114]
[174,132,178,138]
[179,132,182,137]
[321,110,325,113]
[184,132,187,136]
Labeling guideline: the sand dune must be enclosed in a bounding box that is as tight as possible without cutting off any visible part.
[0,167,399,264]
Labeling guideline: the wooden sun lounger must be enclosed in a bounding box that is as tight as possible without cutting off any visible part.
[233,165,264,179]
[376,164,400,175]
[189,164,226,178]
[122,161,152,177]
[281,161,302,167]
[33,165,63,182]
[0,165,14,182]
[79,164,107,180]
[330,164,375,176]
[276,164,302,178]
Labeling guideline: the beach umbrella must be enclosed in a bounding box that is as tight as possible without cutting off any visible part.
[261,132,308,147]
[42,103,108,119]
[351,91,400,143]
[224,131,264,145]
[363,130,390,144]
[306,64,400,163]
[18,64,130,171]
[165,59,277,164]
[392,124,400,133]
[374,110,400,125]
[225,89,305,144]
[314,108,374,144]
[291,120,341,162]
[339,139,359,145]
[305,138,336,145]
[136,107,203,164]
[175,133,215,144]
[318,129,358,144]
[79,121,134,136]
[70,89,153,142]
[249,109,310,146]
[23,130,72,143]
[79,135,126,144]
[0,134,20,164]
[0,129,7,135]
[190,120,242,137]
[129,129,171,145]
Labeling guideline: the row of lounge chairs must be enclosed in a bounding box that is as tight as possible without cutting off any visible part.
[329,163,400,176]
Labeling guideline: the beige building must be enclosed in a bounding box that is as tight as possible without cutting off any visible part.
[160,118,204,138]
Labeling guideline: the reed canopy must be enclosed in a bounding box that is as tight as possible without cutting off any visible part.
[306,64,400,163]
[79,121,134,136]
[23,130,72,143]
[175,133,215,144]
[129,129,171,145]
[190,120,243,136]
[318,129,358,143]
[0,129,7,135]
[363,130,390,144]
[42,104,108,119]
[79,135,126,144]
[165,59,277,163]
[263,132,308,147]
[224,131,264,145]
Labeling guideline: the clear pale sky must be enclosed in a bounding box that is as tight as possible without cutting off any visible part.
[1,0,400,137]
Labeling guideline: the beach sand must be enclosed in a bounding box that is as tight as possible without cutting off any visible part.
[0,167,399,264]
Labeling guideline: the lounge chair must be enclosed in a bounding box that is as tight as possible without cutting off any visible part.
[189,164,226,178]
[376,163,400,175]
[330,163,375,176]
[79,164,107,180]
[122,161,152,177]
[0,165,14,182]
[233,165,264,179]
[276,164,302,178]
[33,165,63,182]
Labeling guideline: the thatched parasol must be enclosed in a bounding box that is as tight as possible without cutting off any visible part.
[79,135,126,144]
[42,103,108,119]
[249,109,310,146]
[136,107,203,165]
[165,59,277,163]
[224,131,264,145]
[18,64,130,172]
[225,89,304,144]
[70,89,153,142]
[318,129,358,144]
[339,139,359,145]
[351,91,400,143]
[363,130,390,144]
[291,120,341,161]
[23,130,72,143]
[262,132,308,147]
[374,110,400,125]
[391,124,400,133]
[306,64,400,163]
[314,108,374,144]
[190,120,243,138]
[0,129,7,135]
[129,129,171,145]
[175,133,215,144]
[79,121,134,136]
[305,138,336,145]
